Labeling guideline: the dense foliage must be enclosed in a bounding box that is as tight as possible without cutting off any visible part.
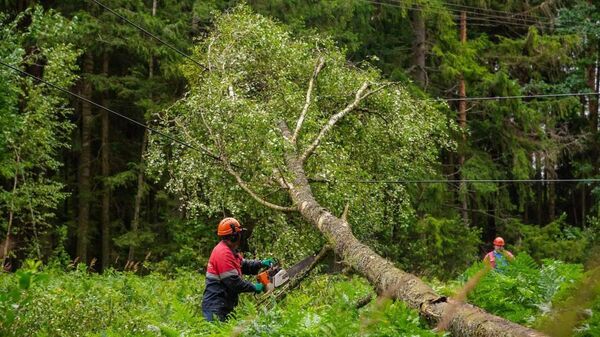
[0,0,597,279]
[0,6,80,262]
[435,254,599,336]
[0,1,599,336]
[1,257,598,336]
[146,5,457,276]
[0,262,441,337]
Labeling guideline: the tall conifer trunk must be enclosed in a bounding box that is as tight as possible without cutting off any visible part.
[2,153,19,268]
[411,7,426,87]
[588,0,599,133]
[545,155,556,222]
[588,62,598,132]
[77,52,93,264]
[128,0,157,262]
[129,131,147,262]
[535,152,543,224]
[101,53,110,270]
[458,11,468,225]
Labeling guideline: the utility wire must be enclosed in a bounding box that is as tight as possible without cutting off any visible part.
[2,60,597,139]
[90,0,207,71]
[434,0,552,22]
[0,60,219,161]
[453,15,548,29]
[400,0,553,25]
[327,179,600,184]
[364,0,551,29]
[440,92,600,102]
[387,0,553,26]
[3,61,600,185]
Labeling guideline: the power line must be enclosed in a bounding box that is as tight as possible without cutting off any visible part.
[454,15,547,30]
[326,178,600,184]
[440,92,600,102]
[89,0,207,71]
[435,1,552,23]
[3,59,596,133]
[0,60,219,161]
[422,0,552,25]
[4,61,600,186]
[386,0,553,26]
[363,0,551,29]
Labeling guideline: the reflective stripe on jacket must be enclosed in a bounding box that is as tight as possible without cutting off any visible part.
[201,241,262,316]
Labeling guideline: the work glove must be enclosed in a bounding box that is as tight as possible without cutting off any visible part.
[261,258,276,267]
[254,282,265,293]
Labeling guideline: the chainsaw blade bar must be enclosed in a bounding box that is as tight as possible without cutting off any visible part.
[285,254,317,279]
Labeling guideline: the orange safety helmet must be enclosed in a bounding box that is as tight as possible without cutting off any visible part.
[217,217,242,236]
[493,237,505,246]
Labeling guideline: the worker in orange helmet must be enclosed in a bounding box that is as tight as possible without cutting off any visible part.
[483,237,514,269]
[201,217,276,322]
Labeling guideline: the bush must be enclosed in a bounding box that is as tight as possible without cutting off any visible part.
[502,214,596,264]
[0,265,208,337]
[461,254,585,325]
[0,265,440,336]
[240,274,441,337]
[400,215,481,280]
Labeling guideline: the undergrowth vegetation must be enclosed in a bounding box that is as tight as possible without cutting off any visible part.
[1,256,598,336]
[0,262,440,337]
[435,254,599,336]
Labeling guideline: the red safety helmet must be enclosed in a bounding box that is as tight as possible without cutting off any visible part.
[493,237,505,246]
[217,217,242,236]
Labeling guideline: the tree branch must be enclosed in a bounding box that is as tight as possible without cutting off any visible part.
[341,203,350,222]
[175,117,220,159]
[292,56,325,143]
[301,82,388,162]
[196,111,296,212]
[223,163,297,212]
[278,120,294,143]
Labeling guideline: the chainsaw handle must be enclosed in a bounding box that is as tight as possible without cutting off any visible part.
[257,270,270,286]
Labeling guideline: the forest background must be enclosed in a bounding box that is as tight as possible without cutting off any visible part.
[1,1,600,336]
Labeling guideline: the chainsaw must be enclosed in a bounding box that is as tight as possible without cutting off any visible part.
[256,254,317,293]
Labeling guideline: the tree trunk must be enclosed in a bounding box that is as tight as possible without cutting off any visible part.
[277,122,547,337]
[535,152,543,224]
[411,7,426,88]
[458,11,468,225]
[77,52,93,264]
[2,152,19,267]
[588,0,599,133]
[545,155,556,222]
[101,53,110,271]
[587,62,598,132]
[581,186,586,226]
[128,131,147,262]
[588,40,599,185]
[127,0,157,262]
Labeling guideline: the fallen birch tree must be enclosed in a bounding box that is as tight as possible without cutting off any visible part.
[147,6,547,337]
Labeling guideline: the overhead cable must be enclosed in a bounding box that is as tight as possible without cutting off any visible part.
[0,60,218,161]
[393,0,553,25]
[3,61,599,185]
[363,0,551,29]
[327,178,600,184]
[440,92,600,102]
[388,0,552,25]
[89,0,207,71]
[434,1,552,23]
